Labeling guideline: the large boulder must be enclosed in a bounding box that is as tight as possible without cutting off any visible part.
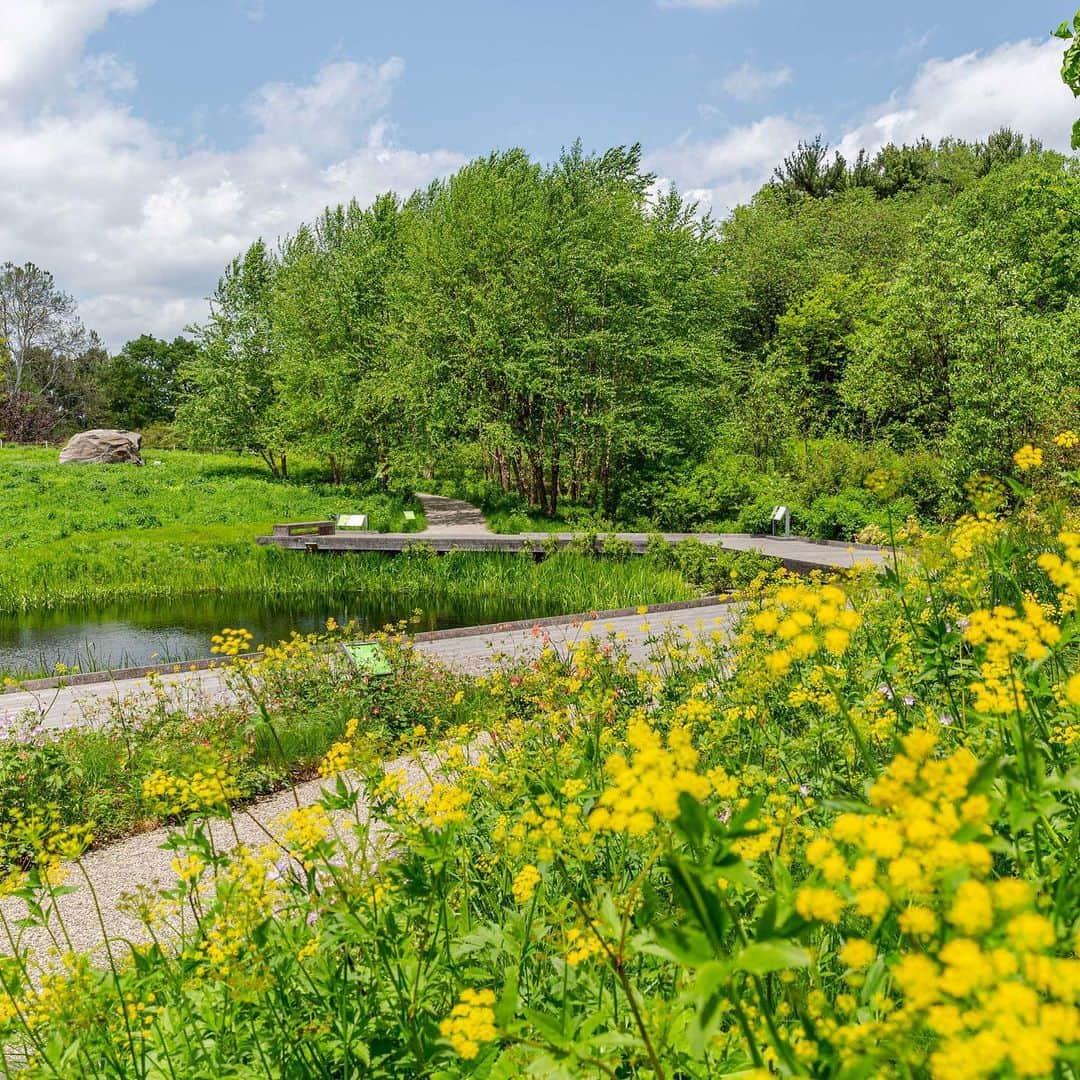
[58,429,144,466]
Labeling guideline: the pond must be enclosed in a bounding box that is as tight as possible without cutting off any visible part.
[0,593,570,678]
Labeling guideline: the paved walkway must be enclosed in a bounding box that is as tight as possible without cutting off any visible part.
[0,601,737,731]
[416,493,492,535]
[0,602,738,962]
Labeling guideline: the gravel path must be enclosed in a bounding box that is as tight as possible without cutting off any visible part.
[0,602,737,730]
[0,602,739,963]
[415,492,492,534]
[0,750,440,970]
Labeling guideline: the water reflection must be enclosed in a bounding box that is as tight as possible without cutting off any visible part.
[0,594,566,677]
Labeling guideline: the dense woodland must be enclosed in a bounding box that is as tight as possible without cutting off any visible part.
[4,128,1080,534]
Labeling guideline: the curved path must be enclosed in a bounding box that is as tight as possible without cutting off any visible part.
[416,492,492,534]
[0,600,735,731]
[0,601,737,962]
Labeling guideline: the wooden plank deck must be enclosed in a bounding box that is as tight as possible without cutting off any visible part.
[256,526,889,574]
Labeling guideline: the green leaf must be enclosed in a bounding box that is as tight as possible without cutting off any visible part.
[665,854,730,953]
[647,924,719,967]
[735,939,811,974]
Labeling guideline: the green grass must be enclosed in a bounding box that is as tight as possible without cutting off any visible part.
[0,447,425,613]
[0,447,708,620]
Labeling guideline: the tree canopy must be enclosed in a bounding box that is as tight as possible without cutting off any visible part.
[175,127,1079,520]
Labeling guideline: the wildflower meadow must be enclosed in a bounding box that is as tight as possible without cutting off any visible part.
[0,441,1078,1078]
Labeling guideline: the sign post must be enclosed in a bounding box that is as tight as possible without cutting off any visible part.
[341,641,393,676]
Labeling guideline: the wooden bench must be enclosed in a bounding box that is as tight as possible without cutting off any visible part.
[271,521,336,537]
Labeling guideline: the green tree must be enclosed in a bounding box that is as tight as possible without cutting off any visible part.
[1056,11,1080,147]
[177,240,287,476]
[272,194,407,484]
[100,335,195,429]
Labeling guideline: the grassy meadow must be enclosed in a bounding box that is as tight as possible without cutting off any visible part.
[0,447,729,629]
[1,445,1078,1076]
[0,447,420,611]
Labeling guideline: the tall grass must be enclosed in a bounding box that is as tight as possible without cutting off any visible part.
[0,447,702,618]
[0,547,697,618]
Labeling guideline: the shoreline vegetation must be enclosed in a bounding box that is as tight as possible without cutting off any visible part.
[0,445,779,681]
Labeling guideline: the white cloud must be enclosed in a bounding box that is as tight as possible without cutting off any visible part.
[647,115,806,213]
[0,0,153,103]
[74,52,138,94]
[243,0,267,23]
[650,35,1077,218]
[719,62,793,102]
[248,58,404,155]
[839,37,1077,157]
[0,9,464,347]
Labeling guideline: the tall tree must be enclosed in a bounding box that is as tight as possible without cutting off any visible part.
[100,335,195,429]
[0,262,90,442]
[177,240,287,475]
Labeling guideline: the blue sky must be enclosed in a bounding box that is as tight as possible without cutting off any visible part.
[1,0,1075,345]
[91,1,1067,163]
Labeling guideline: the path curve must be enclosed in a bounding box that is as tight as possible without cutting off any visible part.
[1,602,737,731]
[0,602,739,962]
[415,493,492,535]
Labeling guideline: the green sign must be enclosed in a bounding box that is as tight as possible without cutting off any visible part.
[341,641,393,676]
[403,510,416,522]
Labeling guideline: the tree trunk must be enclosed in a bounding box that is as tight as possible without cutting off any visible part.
[548,441,560,518]
[530,452,547,515]
[510,451,529,503]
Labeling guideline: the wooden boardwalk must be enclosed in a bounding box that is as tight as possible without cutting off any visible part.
[258,524,888,575]
[259,495,889,574]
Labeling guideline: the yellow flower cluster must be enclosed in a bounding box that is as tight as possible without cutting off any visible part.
[0,809,95,885]
[492,790,593,863]
[18,961,98,1034]
[192,845,282,981]
[798,729,990,926]
[786,663,844,716]
[1054,429,1079,448]
[589,719,713,835]
[890,913,1080,1079]
[565,924,605,966]
[963,601,1061,714]
[511,864,541,904]
[318,718,360,778]
[1013,444,1043,470]
[142,767,241,815]
[748,582,861,679]
[794,730,1080,1077]
[170,853,205,885]
[947,514,1000,562]
[440,988,497,1060]
[279,805,333,868]
[318,741,352,778]
[1037,531,1080,611]
[210,627,254,656]
[422,783,471,829]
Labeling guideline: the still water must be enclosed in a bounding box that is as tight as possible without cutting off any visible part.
[0,594,565,677]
